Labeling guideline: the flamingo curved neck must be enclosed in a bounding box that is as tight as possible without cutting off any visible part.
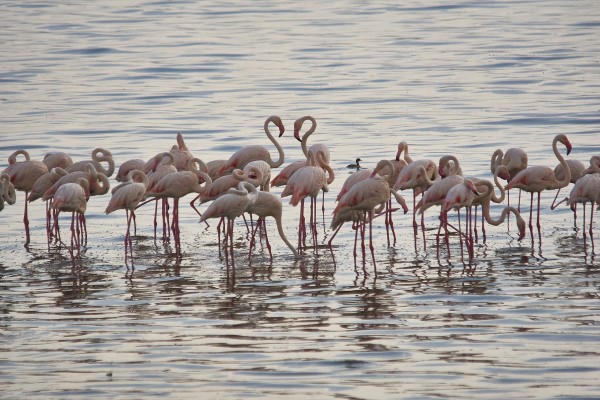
[9,150,30,164]
[298,116,317,158]
[264,117,285,168]
[552,136,571,189]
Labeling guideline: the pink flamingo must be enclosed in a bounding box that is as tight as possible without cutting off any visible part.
[52,177,90,263]
[567,160,600,245]
[145,152,177,240]
[441,179,480,259]
[332,168,408,266]
[438,155,463,178]
[170,132,195,171]
[394,156,439,233]
[116,158,145,182]
[294,115,334,217]
[271,160,306,187]
[281,150,333,253]
[551,158,586,227]
[200,181,258,270]
[218,115,286,176]
[336,159,399,245]
[491,147,528,221]
[106,170,149,266]
[42,151,73,170]
[0,173,16,212]
[474,173,527,241]
[505,134,572,240]
[28,167,68,242]
[146,158,212,254]
[234,185,299,260]
[66,148,115,178]
[243,160,271,192]
[470,165,511,242]
[2,150,49,246]
[206,159,227,180]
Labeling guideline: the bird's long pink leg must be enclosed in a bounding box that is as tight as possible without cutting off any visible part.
[412,191,418,235]
[368,210,376,267]
[389,199,397,245]
[360,212,367,261]
[573,204,578,230]
[328,223,343,248]
[24,192,31,247]
[528,193,535,242]
[384,200,391,246]
[589,203,595,253]
[582,202,587,241]
[153,199,158,239]
[229,219,235,269]
[311,197,318,252]
[353,221,360,261]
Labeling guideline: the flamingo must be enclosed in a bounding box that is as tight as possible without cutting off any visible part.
[200,181,258,268]
[145,152,177,240]
[106,170,149,266]
[115,158,145,182]
[474,178,527,241]
[336,160,398,244]
[0,173,16,212]
[281,150,333,253]
[393,156,439,232]
[441,179,480,259]
[52,177,90,262]
[332,168,408,265]
[206,159,227,180]
[505,134,572,239]
[470,165,511,242]
[491,147,528,220]
[145,158,212,254]
[2,150,49,246]
[28,167,69,242]
[271,160,306,187]
[42,151,73,170]
[294,116,335,214]
[232,184,299,259]
[550,158,586,227]
[218,115,286,175]
[395,141,414,164]
[294,115,331,167]
[243,160,271,192]
[438,155,463,178]
[66,148,115,178]
[43,163,110,201]
[567,160,600,244]
[168,132,195,171]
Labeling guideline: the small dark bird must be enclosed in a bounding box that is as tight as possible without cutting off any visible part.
[347,158,362,169]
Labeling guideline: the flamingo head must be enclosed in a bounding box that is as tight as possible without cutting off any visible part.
[557,134,573,155]
[517,220,526,241]
[275,117,286,137]
[497,165,510,181]
[465,179,479,195]
[293,121,303,142]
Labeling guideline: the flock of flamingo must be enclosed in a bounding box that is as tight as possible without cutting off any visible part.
[2,115,600,269]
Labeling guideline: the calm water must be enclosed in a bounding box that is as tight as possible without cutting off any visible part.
[1,0,600,398]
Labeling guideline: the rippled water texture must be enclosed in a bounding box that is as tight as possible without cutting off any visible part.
[1,1,600,398]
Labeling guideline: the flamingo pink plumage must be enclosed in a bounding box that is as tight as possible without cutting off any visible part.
[42,151,73,170]
[146,158,212,254]
[200,181,258,269]
[52,177,90,263]
[567,160,600,244]
[218,116,286,176]
[106,170,149,266]
[66,148,115,178]
[281,150,333,253]
[2,149,49,246]
[505,134,572,239]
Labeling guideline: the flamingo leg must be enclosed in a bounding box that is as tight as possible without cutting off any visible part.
[24,192,30,247]
[368,210,376,267]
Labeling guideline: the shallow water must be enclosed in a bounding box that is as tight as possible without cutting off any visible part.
[1,0,600,398]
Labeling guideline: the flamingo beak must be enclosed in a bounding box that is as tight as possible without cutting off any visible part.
[278,124,285,137]
[293,127,302,142]
[566,141,572,155]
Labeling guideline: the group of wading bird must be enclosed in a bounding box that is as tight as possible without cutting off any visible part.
[2,115,600,267]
